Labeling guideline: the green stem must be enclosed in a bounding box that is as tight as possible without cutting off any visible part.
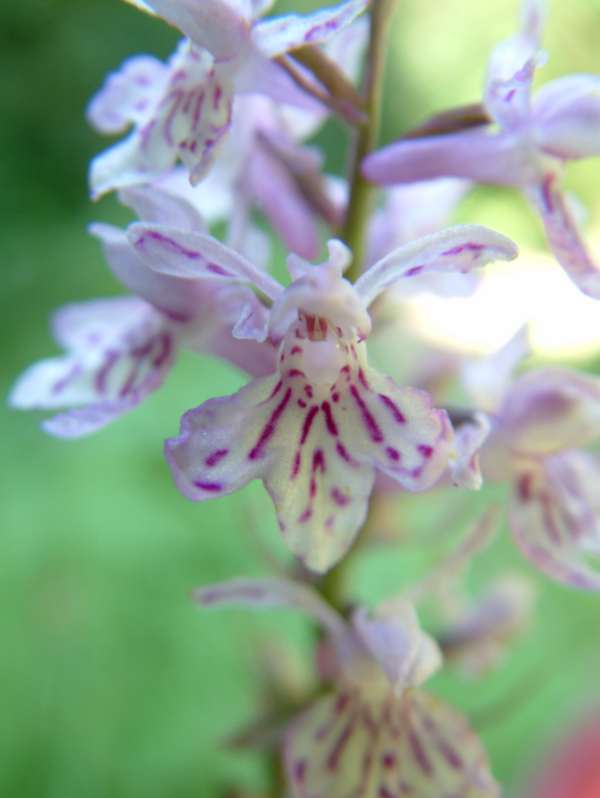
[317,494,382,610]
[342,0,398,281]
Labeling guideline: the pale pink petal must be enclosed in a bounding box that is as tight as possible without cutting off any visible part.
[9,298,176,437]
[462,327,529,412]
[153,165,234,225]
[243,139,321,259]
[129,223,283,303]
[527,173,600,297]
[166,334,453,573]
[87,55,169,134]
[142,0,251,62]
[118,182,207,230]
[352,602,442,689]
[484,0,544,127]
[322,14,369,83]
[355,224,517,307]
[249,0,276,17]
[450,412,491,490]
[236,49,324,111]
[510,454,600,590]
[89,133,165,199]
[194,577,347,639]
[252,0,370,58]
[533,75,600,159]
[90,223,202,321]
[498,367,600,455]
[362,129,537,188]
[285,689,500,798]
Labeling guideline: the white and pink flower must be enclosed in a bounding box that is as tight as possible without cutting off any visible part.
[129,221,517,570]
[194,576,500,798]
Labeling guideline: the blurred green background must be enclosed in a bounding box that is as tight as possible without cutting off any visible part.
[2,1,600,796]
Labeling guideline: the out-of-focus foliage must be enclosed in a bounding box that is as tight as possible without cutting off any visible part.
[1,1,599,797]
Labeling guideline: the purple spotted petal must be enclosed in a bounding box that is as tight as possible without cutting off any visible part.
[252,0,369,58]
[90,223,203,321]
[527,174,600,298]
[497,367,600,456]
[90,223,275,375]
[510,453,600,590]
[362,129,538,188]
[87,55,169,134]
[129,223,283,306]
[9,298,176,437]
[285,688,500,798]
[165,334,453,573]
[533,75,600,160]
[484,0,544,127]
[194,577,347,640]
[90,42,233,198]
[142,0,251,62]
[355,224,518,307]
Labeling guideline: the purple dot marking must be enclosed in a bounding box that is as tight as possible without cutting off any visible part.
[321,401,338,436]
[350,385,384,442]
[193,481,223,493]
[204,449,228,467]
[331,487,350,507]
[378,394,406,424]
[248,387,292,460]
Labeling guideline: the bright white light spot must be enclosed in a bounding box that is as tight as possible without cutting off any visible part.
[402,232,600,359]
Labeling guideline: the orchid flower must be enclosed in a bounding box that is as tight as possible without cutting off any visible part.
[363,0,600,298]
[88,0,369,197]
[464,330,600,589]
[129,221,517,571]
[8,183,275,438]
[194,577,500,797]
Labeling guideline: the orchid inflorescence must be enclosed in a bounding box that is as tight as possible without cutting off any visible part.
[10,0,600,794]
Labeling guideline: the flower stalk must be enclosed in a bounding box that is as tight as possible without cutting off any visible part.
[343,0,398,281]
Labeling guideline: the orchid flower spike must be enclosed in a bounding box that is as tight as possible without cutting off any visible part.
[194,577,500,797]
[363,0,600,298]
[464,329,600,589]
[88,0,369,197]
[129,221,517,571]
[8,184,275,438]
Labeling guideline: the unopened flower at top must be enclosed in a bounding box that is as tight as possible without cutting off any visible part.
[363,0,600,298]
[130,221,517,571]
[88,0,369,197]
[194,577,500,797]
